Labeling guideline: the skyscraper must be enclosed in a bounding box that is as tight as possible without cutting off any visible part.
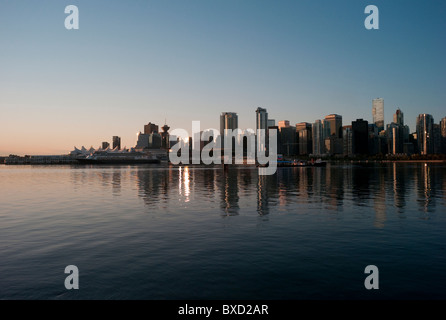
[372,98,384,132]
[144,122,159,134]
[220,112,238,151]
[112,136,121,150]
[255,108,268,152]
[416,114,434,155]
[255,107,268,131]
[352,119,369,155]
[324,114,342,138]
[296,122,312,155]
[441,117,446,154]
[220,112,238,135]
[278,120,290,130]
[393,108,404,126]
[312,120,325,156]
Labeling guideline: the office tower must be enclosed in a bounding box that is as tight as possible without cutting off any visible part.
[342,125,353,157]
[312,120,324,155]
[148,133,162,149]
[102,141,110,149]
[268,119,275,127]
[280,126,297,156]
[372,98,384,132]
[441,117,446,154]
[255,108,268,152]
[393,108,404,126]
[278,120,290,130]
[220,112,238,151]
[433,124,441,154]
[220,112,238,135]
[312,119,331,156]
[386,123,403,154]
[135,132,149,149]
[324,114,342,138]
[324,114,343,155]
[144,122,159,134]
[296,122,312,155]
[112,136,121,150]
[416,114,434,155]
[255,107,268,131]
[352,119,369,155]
[386,108,409,154]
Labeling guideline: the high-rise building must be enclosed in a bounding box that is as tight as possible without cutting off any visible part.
[324,114,342,138]
[386,123,403,154]
[386,108,409,155]
[296,122,312,155]
[278,120,290,130]
[255,107,268,131]
[312,120,325,156]
[280,126,297,156]
[441,117,446,154]
[372,98,384,132]
[352,119,369,155]
[144,122,159,134]
[148,133,162,149]
[255,108,268,152]
[267,119,275,127]
[220,112,238,151]
[416,114,434,155]
[102,141,110,149]
[342,125,353,157]
[112,136,121,150]
[135,132,149,149]
[220,112,238,135]
[393,108,404,126]
[433,124,441,154]
[323,114,343,155]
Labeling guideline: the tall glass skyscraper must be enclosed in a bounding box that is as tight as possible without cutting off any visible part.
[220,112,238,152]
[393,108,404,126]
[372,98,384,132]
[256,107,269,152]
[416,114,434,155]
[441,117,446,154]
[220,112,238,136]
[324,114,342,138]
[255,107,268,131]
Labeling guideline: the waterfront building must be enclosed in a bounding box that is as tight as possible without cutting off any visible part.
[372,98,384,132]
[416,114,434,155]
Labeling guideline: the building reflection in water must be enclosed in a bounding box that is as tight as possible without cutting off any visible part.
[127,162,444,221]
[178,166,191,202]
[220,169,240,216]
[416,163,433,214]
[112,170,121,196]
[256,174,270,215]
[136,167,172,207]
[373,166,387,228]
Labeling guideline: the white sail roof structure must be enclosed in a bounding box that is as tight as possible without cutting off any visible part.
[69,147,82,155]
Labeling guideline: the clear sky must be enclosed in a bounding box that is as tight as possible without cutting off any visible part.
[1,0,445,155]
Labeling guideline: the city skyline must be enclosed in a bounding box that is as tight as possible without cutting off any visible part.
[1,0,445,155]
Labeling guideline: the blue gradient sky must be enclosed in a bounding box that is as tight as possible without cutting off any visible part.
[1,0,445,155]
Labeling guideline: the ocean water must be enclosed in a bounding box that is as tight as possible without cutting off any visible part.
[0,163,445,300]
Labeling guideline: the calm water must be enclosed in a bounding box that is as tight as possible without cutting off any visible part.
[0,163,445,300]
